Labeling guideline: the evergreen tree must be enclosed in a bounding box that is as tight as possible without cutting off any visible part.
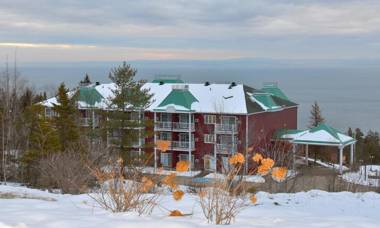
[53,83,79,151]
[107,62,153,163]
[21,104,60,184]
[80,74,92,86]
[309,101,325,128]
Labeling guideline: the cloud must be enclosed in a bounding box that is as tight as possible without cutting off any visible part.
[0,42,96,49]
[1,0,380,61]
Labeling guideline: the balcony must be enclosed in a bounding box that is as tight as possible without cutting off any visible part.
[215,124,237,134]
[171,141,195,151]
[155,121,195,132]
[216,143,237,154]
[79,117,99,127]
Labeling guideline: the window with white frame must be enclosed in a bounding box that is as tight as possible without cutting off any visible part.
[161,153,172,167]
[204,134,215,143]
[204,115,216,124]
[160,132,172,141]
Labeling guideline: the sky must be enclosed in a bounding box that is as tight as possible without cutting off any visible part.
[1,0,380,62]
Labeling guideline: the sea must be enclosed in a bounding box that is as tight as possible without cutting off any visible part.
[13,61,380,133]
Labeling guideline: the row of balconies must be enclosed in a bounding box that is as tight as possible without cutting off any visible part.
[154,121,237,134]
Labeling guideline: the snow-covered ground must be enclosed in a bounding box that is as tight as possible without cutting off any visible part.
[1,184,380,227]
[342,165,380,187]
[141,167,201,177]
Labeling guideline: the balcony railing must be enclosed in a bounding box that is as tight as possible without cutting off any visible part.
[215,124,237,134]
[216,143,237,154]
[171,141,195,151]
[172,122,195,131]
[155,121,195,132]
[79,117,99,127]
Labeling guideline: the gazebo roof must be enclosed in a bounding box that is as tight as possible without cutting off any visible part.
[277,124,356,147]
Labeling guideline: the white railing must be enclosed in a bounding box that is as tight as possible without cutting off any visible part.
[215,124,237,134]
[155,121,172,130]
[171,141,195,151]
[79,117,99,127]
[172,122,195,131]
[216,143,237,154]
[155,121,195,132]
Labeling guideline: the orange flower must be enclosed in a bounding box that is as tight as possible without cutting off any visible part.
[252,153,263,163]
[156,140,171,152]
[261,158,274,169]
[161,173,177,190]
[271,167,288,182]
[257,158,275,175]
[169,210,184,216]
[250,195,257,204]
[140,176,154,193]
[172,190,185,201]
[257,165,271,175]
[229,153,245,165]
[176,160,189,172]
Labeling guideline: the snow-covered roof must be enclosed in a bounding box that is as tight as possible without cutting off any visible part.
[41,82,297,114]
[277,124,356,147]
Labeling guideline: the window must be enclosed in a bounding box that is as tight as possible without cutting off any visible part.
[204,115,216,124]
[161,153,172,167]
[178,113,194,123]
[204,134,215,143]
[160,113,172,122]
[179,133,194,142]
[160,132,172,141]
[221,116,236,125]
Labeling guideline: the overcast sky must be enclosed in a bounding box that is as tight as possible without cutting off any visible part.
[1,0,380,62]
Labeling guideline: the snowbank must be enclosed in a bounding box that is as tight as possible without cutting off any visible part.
[0,184,379,227]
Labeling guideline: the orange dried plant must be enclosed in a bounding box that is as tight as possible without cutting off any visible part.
[176,160,189,172]
[172,190,185,201]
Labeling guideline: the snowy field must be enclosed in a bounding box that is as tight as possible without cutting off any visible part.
[1,184,380,228]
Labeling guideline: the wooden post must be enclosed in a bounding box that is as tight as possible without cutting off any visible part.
[305,144,309,165]
[292,144,296,170]
[339,146,343,174]
[350,143,354,166]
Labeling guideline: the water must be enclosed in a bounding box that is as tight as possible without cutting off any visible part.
[15,63,380,133]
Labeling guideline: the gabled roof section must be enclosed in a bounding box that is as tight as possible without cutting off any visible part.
[73,86,104,107]
[155,85,199,112]
[279,124,356,146]
[261,82,289,100]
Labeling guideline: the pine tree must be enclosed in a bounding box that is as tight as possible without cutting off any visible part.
[80,74,92,86]
[107,62,153,163]
[309,101,325,128]
[53,83,79,151]
[21,104,60,183]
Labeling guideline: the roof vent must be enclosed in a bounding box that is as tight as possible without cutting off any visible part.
[204,81,210,86]
[228,82,237,89]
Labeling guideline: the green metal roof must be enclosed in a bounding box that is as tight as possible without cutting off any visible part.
[74,86,103,106]
[274,129,305,139]
[309,124,340,141]
[261,83,289,100]
[251,93,282,111]
[156,89,198,111]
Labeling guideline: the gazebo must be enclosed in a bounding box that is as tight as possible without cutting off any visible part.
[277,124,356,173]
